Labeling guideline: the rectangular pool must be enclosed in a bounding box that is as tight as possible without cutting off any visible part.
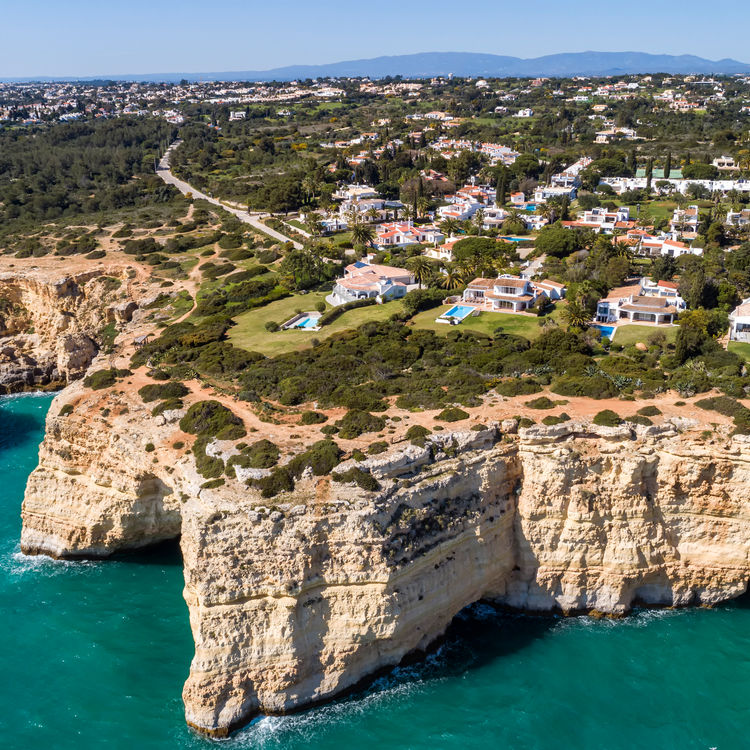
[294,316,320,329]
[443,305,476,321]
[593,324,615,339]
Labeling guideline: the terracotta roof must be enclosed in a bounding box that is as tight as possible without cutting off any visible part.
[466,278,496,290]
[494,278,528,289]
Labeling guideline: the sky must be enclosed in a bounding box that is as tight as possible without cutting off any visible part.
[1,0,749,78]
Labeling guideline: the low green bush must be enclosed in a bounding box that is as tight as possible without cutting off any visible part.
[695,396,750,434]
[496,379,542,397]
[138,382,189,402]
[179,400,246,439]
[367,440,389,455]
[435,407,470,422]
[83,368,131,390]
[151,398,184,416]
[593,410,622,427]
[525,396,557,410]
[299,410,327,425]
[334,410,385,439]
[637,405,662,417]
[332,467,380,491]
[405,424,431,446]
[627,415,653,426]
[58,404,74,417]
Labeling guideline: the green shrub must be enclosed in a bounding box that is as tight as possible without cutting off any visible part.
[518,417,535,428]
[58,404,74,417]
[151,398,184,416]
[496,379,542,397]
[200,478,225,490]
[145,443,155,452]
[287,439,342,476]
[593,410,622,427]
[435,407,470,422]
[83,368,131,390]
[253,467,294,498]
[242,439,280,469]
[299,410,327,425]
[179,400,246,439]
[542,412,571,426]
[637,405,662,417]
[192,436,225,478]
[405,424,431,446]
[265,321,280,332]
[525,396,557,410]
[367,441,389,455]
[695,396,750,434]
[551,375,617,399]
[332,467,380,491]
[335,410,386,439]
[138,382,189,402]
[627,415,653,426]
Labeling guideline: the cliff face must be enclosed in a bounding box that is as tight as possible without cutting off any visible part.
[0,270,132,393]
[20,382,184,558]
[20,411,750,736]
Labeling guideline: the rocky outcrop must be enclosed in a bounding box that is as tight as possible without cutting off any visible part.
[19,409,750,736]
[0,270,132,393]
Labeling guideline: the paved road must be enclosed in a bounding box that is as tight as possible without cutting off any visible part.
[156,141,303,249]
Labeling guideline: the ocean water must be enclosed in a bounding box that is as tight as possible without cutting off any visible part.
[1,392,749,750]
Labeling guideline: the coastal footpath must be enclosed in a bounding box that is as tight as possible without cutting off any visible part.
[18,381,750,735]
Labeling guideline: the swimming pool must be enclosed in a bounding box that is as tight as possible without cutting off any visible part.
[593,324,615,339]
[293,315,321,329]
[442,305,476,321]
[498,236,530,243]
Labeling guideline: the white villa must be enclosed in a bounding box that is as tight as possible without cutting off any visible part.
[462,275,566,313]
[328,261,415,306]
[376,221,444,248]
[595,279,686,326]
[729,298,750,342]
[726,209,750,228]
[562,206,633,234]
[669,205,700,236]
[534,185,578,203]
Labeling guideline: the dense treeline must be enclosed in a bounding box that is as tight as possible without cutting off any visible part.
[0,117,178,223]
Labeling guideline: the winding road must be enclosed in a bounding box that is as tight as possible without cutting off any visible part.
[156,141,303,250]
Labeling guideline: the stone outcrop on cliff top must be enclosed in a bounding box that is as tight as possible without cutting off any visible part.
[19,392,750,736]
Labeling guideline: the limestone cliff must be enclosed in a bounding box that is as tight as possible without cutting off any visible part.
[0,269,137,393]
[19,406,750,736]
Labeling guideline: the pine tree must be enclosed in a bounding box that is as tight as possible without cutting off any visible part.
[664,151,672,179]
[646,158,654,191]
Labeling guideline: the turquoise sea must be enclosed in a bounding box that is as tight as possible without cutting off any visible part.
[1,392,749,749]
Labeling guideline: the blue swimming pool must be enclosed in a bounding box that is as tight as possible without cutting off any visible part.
[593,324,615,339]
[443,305,475,321]
[294,315,320,329]
[498,236,530,243]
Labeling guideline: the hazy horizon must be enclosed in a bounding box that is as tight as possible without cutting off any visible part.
[1,0,748,79]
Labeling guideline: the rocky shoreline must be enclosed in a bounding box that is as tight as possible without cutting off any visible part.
[18,382,750,735]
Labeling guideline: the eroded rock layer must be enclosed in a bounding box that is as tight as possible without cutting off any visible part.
[19,403,750,736]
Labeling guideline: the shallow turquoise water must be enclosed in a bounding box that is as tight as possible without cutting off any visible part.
[2,393,749,749]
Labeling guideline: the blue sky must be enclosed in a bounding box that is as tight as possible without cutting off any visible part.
[1,0,748,77]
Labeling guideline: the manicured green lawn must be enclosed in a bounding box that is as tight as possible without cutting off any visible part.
[728,341,750,361]
[410,306,562,340]
[228,293,403,356]
[611,324,678,347]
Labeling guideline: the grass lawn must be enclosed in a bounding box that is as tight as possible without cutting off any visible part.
[228,293,403,356]
[611,324,678,347]
[624,201,676,225]
[410,306,562,340]
[728,341,750,361]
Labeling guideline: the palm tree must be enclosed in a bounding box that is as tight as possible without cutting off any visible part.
[562,300,590,330]
[406,255,433,288]
[440,263,465,290]
[305,212,324,237]
[351,222,375,247]
[417,196,430,219]
[439,217,460,237]
[401,205,414,222]
[473,208,486,236]
[365,206,380,223]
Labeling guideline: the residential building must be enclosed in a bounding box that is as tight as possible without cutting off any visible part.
[534,185,577,203]
[462,275,566,313]
[726,209,750,228]
[595,279,686,325]
[729,298,750,342]
[328,262,415,306]
[713,155,738,171]
[375,221,444,248]
[562,206,634,233]
[670,205,700,236]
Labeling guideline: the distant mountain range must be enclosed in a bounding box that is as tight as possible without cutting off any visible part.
[6,51,750,83]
